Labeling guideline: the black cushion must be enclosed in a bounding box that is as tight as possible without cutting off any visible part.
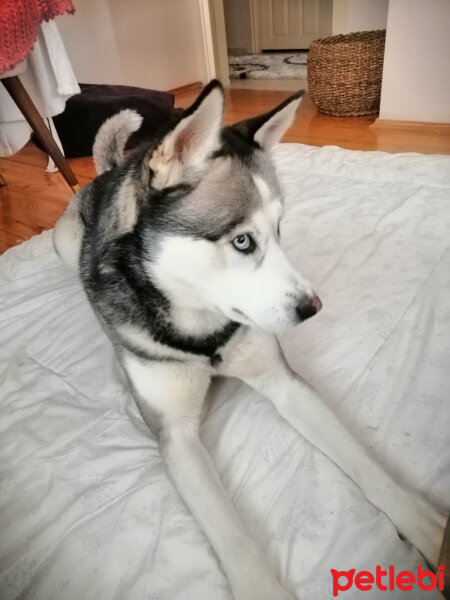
[34,83,175,158]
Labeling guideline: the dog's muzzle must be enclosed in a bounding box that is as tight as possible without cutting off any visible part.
[295,293,322,322]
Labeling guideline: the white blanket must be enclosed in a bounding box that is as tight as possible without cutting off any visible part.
[1,144,449,600]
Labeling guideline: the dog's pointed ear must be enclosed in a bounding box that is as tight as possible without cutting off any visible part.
[149,80,224,188]
[233,91,303,149]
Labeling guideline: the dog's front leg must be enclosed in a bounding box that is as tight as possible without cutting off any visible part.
[219,328,447,566]
[122,353,295,600]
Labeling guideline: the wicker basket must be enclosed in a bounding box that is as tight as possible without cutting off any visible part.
[307,30,386,116]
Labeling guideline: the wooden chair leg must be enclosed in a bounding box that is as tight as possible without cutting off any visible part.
[2,76,80,192]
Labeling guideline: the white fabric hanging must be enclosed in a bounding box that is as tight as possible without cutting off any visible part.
[0,20,80,156]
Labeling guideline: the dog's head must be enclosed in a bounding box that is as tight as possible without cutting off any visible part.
[138,81,321,334]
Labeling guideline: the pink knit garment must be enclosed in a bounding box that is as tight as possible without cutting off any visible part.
[0,0,75,75]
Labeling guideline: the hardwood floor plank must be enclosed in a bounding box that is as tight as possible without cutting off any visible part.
[0,227,29,253]
[0,159,91,251]
[2,143,96,179]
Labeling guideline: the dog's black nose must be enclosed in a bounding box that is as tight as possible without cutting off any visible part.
[295,294,322,322]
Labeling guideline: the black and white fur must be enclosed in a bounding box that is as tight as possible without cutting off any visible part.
[54,81,446,599]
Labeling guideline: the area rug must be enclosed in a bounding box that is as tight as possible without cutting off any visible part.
[229,52,307,79]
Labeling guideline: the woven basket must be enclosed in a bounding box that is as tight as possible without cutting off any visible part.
[307,30,386,116]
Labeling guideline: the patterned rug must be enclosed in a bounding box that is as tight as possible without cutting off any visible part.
[229,52,307,80]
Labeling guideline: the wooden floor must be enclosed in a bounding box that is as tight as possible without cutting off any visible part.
[1,87,449,253]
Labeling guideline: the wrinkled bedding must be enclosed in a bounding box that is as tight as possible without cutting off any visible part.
[1,143,449,600]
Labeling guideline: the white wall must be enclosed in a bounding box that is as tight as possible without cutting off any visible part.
[57,0,208,90]
[347,0,388,32]
[333,0,388,34]
[379,0,450,123]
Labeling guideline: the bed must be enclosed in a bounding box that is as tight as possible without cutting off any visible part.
[1,143,449,599]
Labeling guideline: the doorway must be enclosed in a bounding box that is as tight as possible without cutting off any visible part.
[222,0,333,90]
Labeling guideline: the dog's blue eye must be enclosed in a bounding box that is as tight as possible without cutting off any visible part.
[232,234,255,253]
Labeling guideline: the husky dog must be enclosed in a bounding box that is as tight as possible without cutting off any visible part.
[54,81,446,599]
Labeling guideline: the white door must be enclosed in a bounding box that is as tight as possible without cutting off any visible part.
[259,0,332,50]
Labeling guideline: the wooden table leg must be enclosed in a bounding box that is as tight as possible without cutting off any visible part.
[2,76,79,192]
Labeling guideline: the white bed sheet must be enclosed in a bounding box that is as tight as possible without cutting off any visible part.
[0,143,449,600]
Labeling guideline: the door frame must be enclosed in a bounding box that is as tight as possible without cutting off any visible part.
[198,0,230,85]
[198,0,218,81]
[198,0,259,84]
[249,0,262,53]
[332,0,349,35]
